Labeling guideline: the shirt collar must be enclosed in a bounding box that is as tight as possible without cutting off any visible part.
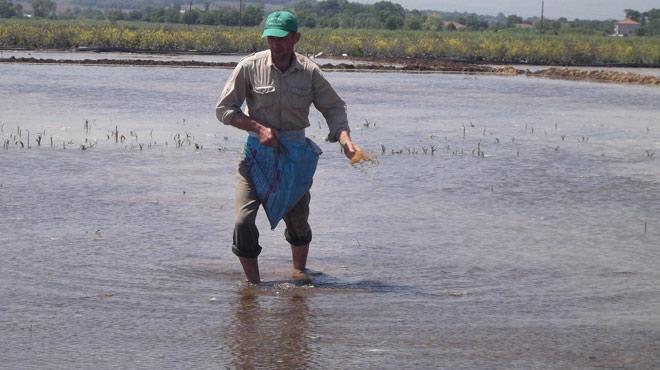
[267,51,303,74]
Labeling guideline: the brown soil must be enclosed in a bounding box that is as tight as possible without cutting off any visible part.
[525,67,660,86]
[318,57,520,75]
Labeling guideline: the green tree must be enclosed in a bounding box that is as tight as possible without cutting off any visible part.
[639,8,660,35]
[354,12,380,28]
[294,0,317,15]
[61,6,81,19]
[465,13,487,30]
[198,10,217,25]
[319,14,340,28]
[625,9,642,21]
[404,10,423,30]
[644,8,660,20]
[218,7,240,26]
[182,9,200,25]
[143,7,165,22]
[127,9,143,21]
[318,0,346,17]
[373,1,404,29]
[297,11,317,28]
[0,0,22,18]
[106,9,123,22]
[422,15,443,31]
[569,19,614,35]
[163,6,180,23]
[506,14,523,28]
[79,6,104,20]
[404,15,422,30]
[241,5,262,27]
[31,0,56,17]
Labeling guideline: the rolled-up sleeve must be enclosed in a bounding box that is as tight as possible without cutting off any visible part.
[311,67,349,142]
[216,64,248,125]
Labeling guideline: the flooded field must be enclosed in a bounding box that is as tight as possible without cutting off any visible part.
[1,62,660,369]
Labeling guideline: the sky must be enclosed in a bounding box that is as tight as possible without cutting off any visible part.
[354,0,658,20]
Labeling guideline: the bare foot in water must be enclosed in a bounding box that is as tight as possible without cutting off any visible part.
[292,268,313,284]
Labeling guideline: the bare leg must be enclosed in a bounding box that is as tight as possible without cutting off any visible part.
[291,244,309,270]
[238,256,261,284]
[291,244,311,282]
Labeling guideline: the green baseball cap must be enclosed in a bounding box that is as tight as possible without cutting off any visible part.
[261,11,299,38]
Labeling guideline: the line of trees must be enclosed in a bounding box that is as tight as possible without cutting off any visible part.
[68,5,264,27]
[0,0,264,27]
[1,0,57,18]
[1,0,659,36]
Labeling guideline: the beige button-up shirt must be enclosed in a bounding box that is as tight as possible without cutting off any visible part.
[216,50,349,142]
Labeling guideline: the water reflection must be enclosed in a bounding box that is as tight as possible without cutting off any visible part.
[228,285,316,369]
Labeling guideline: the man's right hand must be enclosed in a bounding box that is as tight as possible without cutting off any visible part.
[257,125,278,148]
[230,113,279,148]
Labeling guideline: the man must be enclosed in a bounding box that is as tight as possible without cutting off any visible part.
[216,10,360,284]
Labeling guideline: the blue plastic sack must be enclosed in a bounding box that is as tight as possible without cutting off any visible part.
[243,133,322,230]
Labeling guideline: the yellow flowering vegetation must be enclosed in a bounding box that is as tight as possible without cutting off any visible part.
[1,20,659,66]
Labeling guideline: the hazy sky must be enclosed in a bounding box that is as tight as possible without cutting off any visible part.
[355,0,657,20]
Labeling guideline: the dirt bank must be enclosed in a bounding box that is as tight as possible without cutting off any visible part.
[0,56,236,68]
[0,55,518,74]
[525,67,660,86]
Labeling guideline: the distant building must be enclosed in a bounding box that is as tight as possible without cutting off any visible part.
[614,18,640,36]
[442,21,466,31]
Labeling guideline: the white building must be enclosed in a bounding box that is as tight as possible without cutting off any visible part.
[614,18,640,36]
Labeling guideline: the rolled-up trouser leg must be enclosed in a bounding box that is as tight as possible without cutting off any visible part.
[232,161,262,258]
[283,191,312,247]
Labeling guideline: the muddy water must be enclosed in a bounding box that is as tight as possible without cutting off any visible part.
[1,63,660,369]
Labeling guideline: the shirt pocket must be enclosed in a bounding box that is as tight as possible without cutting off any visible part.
[288,86,313,109]
[251,85,277,110]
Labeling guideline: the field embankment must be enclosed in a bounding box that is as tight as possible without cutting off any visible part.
[525,67,660,85]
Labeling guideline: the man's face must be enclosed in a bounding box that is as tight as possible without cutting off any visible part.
[267,32,300,62]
